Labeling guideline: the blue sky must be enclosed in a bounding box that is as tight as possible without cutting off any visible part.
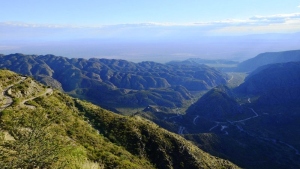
[1,0,300,25]
[1,1,300,61]
[1,0,300,38]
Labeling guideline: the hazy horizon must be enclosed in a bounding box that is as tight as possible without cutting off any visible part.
[1,0,300,62]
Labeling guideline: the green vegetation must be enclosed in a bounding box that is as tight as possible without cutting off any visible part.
[186,85,243,121]
[0,70,238,168]
[0,70,22,107]
[10,78,45,99]
[1,51,299,168]
[74,100,238,169]
[0,109,79,168]
[0,70,22,88]
[1,94,154,168]
[0,53,228,109]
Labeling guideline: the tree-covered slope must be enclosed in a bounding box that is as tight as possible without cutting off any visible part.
[138,60,300,168]
[0,70,238,169]
[236,61,300,95]
[167,61,300,169]
[0,53,229,109]
[186,85,242,121]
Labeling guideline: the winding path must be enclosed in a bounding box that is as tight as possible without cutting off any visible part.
[0,77,26,112]
[207,106,300,156]
[248,98,251,103]
[209,122,220,131]
[0,77,53,111]
[21,88,53,109]
[193,115,199,125]
[208,107,260,136]
[227,75,234,83]
[233,108,258,123]
[0,90,13,111]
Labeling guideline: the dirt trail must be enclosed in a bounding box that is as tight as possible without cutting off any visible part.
[0,77,53,111]
[227,75,234,83]
[193,115,199,125]
[0,77,26,112]
[210,107,259,130]
[21,88,53,109]
[207,107,300,156]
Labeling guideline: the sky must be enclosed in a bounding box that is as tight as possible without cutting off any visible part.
[1,0,300,62]
[1,0,300,25]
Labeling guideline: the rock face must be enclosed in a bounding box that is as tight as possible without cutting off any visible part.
[0,53,228,108]
[235,50,300,72]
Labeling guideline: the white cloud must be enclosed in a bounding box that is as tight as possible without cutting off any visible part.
[1,22,60,28]
[195,13,300,27]
[1,12,300,39]
[191,13,300,35]
[3,12,300,29]
[250,13,300,22]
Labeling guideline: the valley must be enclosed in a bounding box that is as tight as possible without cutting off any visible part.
[1,49,300,168]
[140,51,300,169]
[3,1,300,168]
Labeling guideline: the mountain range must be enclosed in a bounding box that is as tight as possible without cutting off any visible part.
[0,53,228,110]
[234,49,300,72]
[1,49,300,168]
[150,60,300,169]
[170,50,300,73]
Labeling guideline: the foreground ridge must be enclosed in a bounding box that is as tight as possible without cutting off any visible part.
[0,70,239,169]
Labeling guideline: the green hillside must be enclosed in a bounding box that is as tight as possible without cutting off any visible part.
[0,70,238,169]
[0,53,229,110]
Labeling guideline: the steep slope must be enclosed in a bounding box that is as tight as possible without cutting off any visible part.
[0,53,228,109]
[0,70,239,169]
[235,61,300,108]
[235,50,300,72]
[186,85,242,121]
[178,61,300,168]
